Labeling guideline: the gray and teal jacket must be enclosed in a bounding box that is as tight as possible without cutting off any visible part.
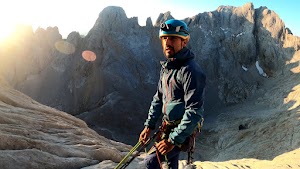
[144,47,206,146]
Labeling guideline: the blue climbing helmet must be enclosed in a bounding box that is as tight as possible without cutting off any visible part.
[159,19,190,40]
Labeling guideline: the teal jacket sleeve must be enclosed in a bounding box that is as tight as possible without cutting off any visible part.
[144,73,163,130]
[169,64,206,146]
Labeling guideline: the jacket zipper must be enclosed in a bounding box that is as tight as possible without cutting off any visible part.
[163,70,173,115]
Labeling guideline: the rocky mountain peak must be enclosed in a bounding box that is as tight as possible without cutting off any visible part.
[0,3,299,168]
[89,6,139,34]
[154,11,173,26]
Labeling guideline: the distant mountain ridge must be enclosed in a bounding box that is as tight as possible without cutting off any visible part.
[0,2,299,146]
[0,2,300,168]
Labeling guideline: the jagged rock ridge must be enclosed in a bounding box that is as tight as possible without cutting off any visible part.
[1,3,298,144]
[0,3,300,168]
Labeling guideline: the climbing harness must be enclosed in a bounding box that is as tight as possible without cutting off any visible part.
[114,118,204,168]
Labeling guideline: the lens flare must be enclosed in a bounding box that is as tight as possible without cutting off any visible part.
[55,40,76,55]
[82,50,96,62]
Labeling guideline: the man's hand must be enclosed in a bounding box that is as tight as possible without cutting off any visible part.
[139,127,151,144]
[155,139,175,155]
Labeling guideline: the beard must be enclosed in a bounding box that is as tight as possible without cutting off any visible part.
[164,46,175,59]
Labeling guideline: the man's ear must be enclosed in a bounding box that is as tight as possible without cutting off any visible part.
[182,39,188,47]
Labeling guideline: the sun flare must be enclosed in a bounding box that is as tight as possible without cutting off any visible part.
[0,24,16,42]
[0,2,19,43]
[0,0,37,43]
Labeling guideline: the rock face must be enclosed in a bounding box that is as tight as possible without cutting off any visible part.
[0,75,299,169]
[0,77,130,169]
[0,2,300,158]
[0,3,300,168]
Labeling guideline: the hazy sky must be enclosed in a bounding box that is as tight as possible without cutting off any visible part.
[0,0,299,38]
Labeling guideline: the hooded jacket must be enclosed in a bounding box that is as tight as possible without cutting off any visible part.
[144,47,206,146]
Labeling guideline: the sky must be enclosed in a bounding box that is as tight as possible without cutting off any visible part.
[0,0,299,39]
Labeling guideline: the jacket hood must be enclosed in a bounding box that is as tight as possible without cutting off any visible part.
[173,47,195,61]
[161,47,195,69]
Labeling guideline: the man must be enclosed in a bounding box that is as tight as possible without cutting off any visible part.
[139,19,206,169]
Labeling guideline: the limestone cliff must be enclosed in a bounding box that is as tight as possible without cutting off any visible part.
[0,3,299,168]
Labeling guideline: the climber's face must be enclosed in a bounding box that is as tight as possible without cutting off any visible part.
[161,36,187,58]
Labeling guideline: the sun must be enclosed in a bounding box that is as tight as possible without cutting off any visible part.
[0,24,16,43]
[0,1,34,43]
[0,2,19,43]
